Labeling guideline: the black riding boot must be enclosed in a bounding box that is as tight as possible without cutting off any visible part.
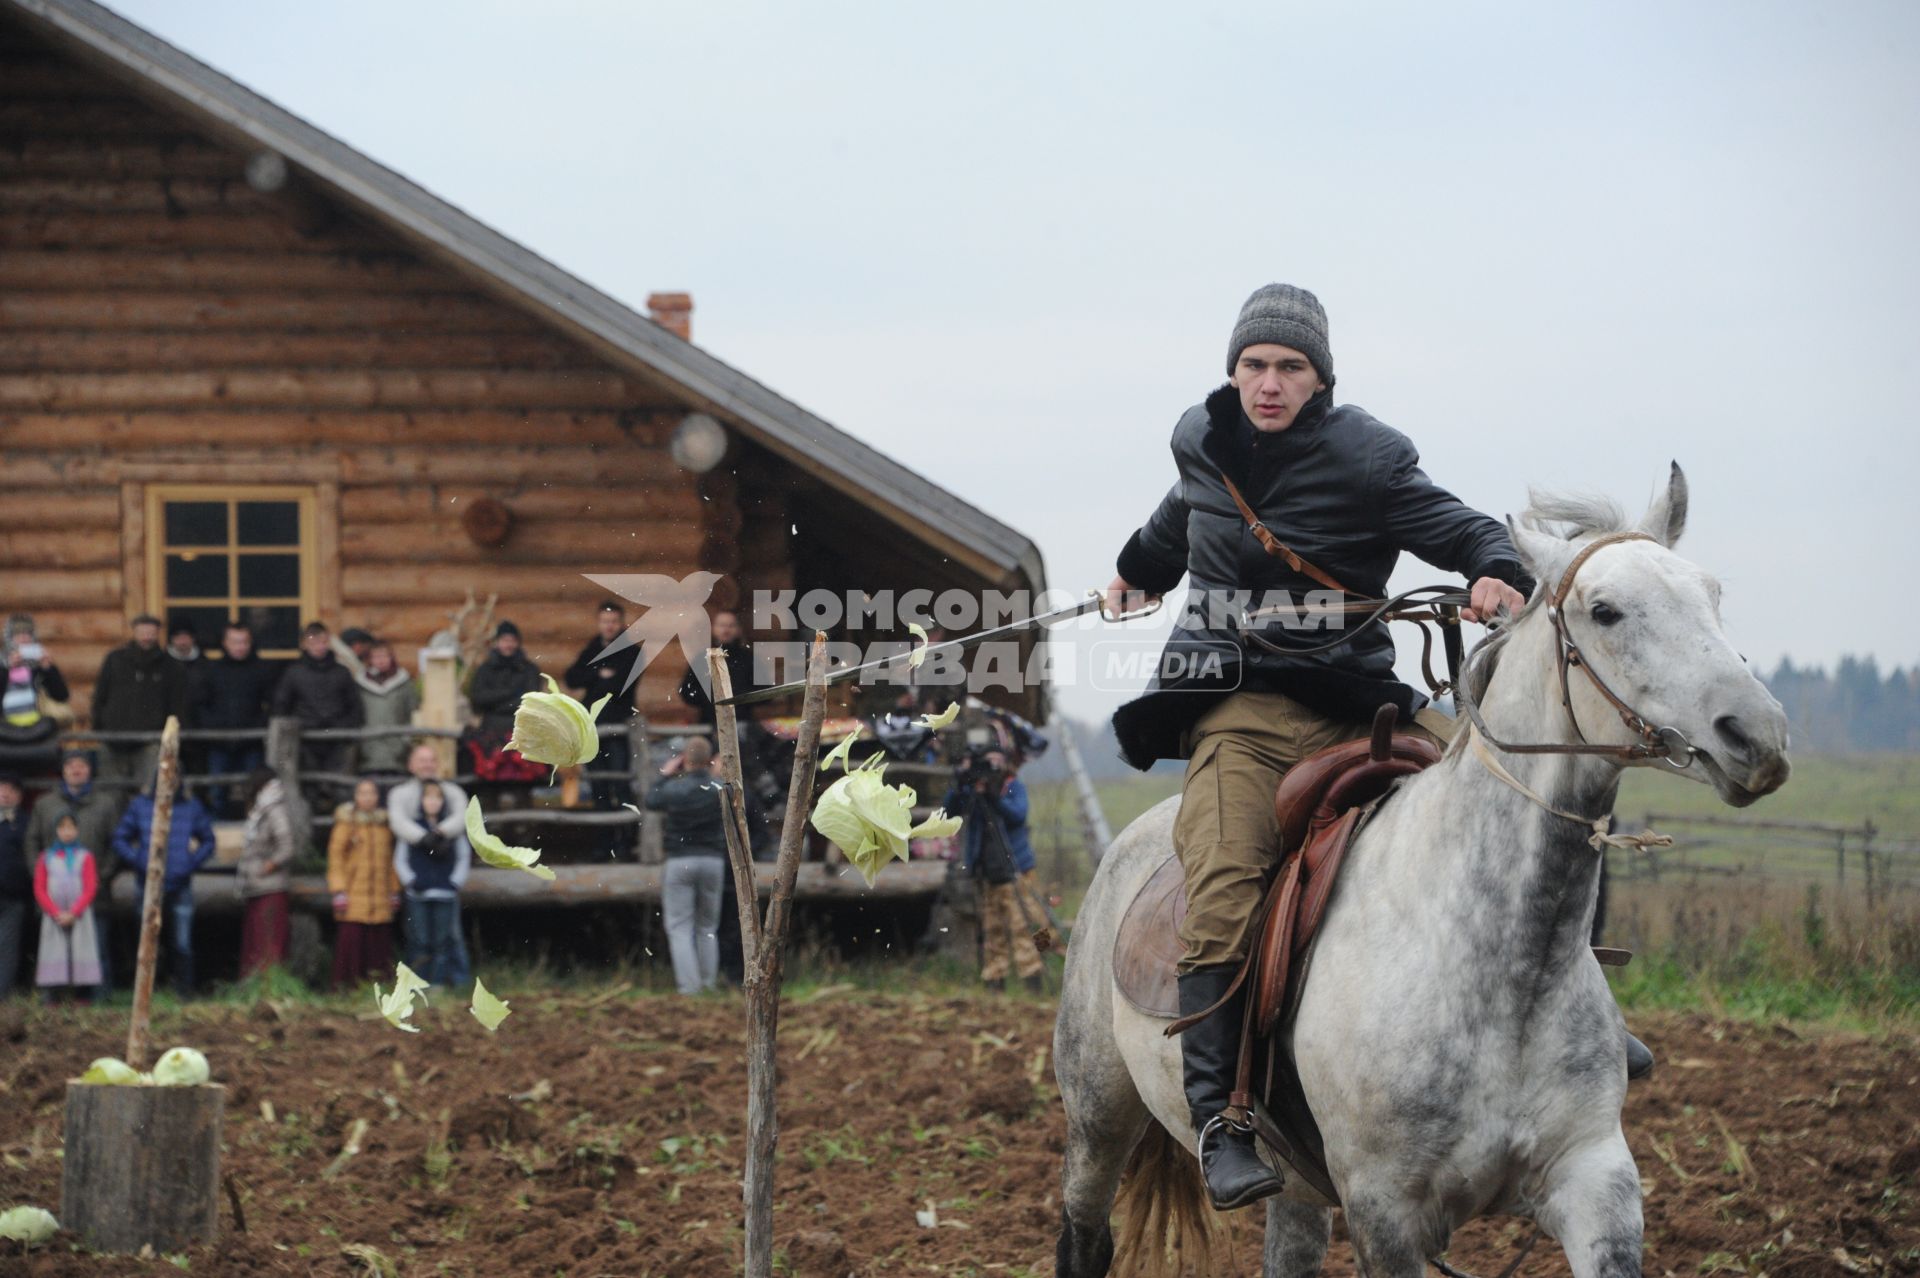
[1177,965,1284,1211]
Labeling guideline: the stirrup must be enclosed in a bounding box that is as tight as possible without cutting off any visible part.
[1197,1110,1254,1153]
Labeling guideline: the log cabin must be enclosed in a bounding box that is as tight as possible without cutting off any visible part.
[0,0,1048,731]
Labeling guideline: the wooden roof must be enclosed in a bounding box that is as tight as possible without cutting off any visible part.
[3,0,1046,594]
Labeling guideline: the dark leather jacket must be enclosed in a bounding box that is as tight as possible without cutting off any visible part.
[1111,385,1533,769]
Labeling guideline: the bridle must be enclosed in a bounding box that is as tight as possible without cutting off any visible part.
[1455,531,1696,771]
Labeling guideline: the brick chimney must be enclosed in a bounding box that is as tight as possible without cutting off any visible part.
[646,292,693,340]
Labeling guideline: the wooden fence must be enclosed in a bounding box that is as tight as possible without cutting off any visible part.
[1616,811,1920,907]
[38,718,959,913]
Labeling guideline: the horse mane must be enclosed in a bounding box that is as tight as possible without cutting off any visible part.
[1448,484,1631,758]
[1520,486,1632,540]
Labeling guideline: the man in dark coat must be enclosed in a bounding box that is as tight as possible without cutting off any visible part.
[468,622,542,735]
[465,622,544,802]
[91,614,187,793]
[1103,284,1534,1210]
[192,622,278,818]
[565,601,641,854]
[677,610,759,727]
[273,622,363,804]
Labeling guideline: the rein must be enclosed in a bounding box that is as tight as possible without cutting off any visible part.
[1455,531,1696,769]
[1241,584,1475,698]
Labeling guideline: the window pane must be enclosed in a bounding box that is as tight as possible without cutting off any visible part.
[165,552,229,598]
[238,553,300,597]
[163,501,227,547]
[166,606,230,652]
[240,604,301,653]
[236,501,299,546]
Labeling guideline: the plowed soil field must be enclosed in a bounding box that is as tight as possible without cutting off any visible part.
[1,997,1915,1275]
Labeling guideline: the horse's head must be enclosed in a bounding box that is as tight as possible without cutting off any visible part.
[1502,463,1790,807]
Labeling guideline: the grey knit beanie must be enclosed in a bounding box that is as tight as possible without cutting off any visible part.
[1226,283,1332,383]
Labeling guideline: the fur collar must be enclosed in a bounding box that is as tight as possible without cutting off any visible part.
[332,801,389,825]
[1202,382,1333,435]
[355,667,411,696]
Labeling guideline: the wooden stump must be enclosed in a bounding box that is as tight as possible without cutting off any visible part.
[61,1083,224,1253]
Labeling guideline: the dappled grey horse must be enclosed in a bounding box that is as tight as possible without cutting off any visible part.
[1055,466,1790,1277]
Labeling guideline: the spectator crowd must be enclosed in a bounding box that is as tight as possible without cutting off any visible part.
[0,599,738,1005]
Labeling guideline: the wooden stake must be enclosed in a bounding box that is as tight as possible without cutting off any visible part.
[710,653,765,971]
[126,715,180,1070]
[710,633,828,1278]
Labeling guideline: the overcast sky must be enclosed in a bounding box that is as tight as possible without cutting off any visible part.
[111,0,1920,725]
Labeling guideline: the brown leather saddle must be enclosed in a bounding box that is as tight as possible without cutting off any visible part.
[1114,705,1438,1026]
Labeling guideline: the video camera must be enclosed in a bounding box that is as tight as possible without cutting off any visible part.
[953,726,1008,793]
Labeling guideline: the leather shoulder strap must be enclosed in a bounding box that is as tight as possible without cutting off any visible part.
[1219,472,1349,594]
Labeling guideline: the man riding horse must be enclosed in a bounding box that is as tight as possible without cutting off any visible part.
[1103,284,1653,1211]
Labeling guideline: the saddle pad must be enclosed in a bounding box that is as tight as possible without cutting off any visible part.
[1113,852,1185,1018]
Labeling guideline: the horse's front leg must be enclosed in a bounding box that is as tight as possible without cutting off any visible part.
[1262,1195,1331,1278]
[1533,1136,1644,1278]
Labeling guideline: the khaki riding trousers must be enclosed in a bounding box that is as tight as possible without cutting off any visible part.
[1173,690,1457,972]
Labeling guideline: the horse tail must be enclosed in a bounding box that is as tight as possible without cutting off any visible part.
[1109,1120,1221,1278]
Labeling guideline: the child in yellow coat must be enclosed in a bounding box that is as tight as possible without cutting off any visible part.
[327,777,398,989]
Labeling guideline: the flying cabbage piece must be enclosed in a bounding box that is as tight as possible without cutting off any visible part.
[818,730,859,773]
[465,796,557,881]
[150,1046,211,1087]
[470,978,511,1032]
[376,961,431,1033]
[905,622,930,669]
[0,1205,58,1246]
[914,703,960,730]
[810,759,966,886]
[506,674,610,777]
[78,1057,142,1086]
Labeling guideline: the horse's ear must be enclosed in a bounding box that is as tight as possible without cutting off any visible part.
[1505,514,1567,587]
[1639,461,1689,548]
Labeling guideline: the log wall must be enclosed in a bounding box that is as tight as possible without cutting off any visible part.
[0,22,779,720]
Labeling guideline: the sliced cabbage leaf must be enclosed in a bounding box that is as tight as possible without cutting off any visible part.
[151,1046,210,1087]
[914,703,959,730]
[506,674,609,776]
[811,766,922,886]
[376,961,431,1033]
[79,1057,142,1086]
[0,1205,58,1246]
[818,730,859,774]
[470,978,511,1032]
[465,796,556,881]
[906,622,930,669]
[908,808,964,840]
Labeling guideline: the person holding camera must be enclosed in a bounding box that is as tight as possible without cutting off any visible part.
[646,738,728,995]
[944,751,1045,993]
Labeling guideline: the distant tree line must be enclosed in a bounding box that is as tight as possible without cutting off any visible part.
[1765,656,1920,752]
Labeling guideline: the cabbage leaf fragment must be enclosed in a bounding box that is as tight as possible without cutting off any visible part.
[811,757,966,886]
[376,961,431,1033]
[78,1057,142,1086]
[470,978,511,1032]
[914,703,959,730]
[465,797,557,880]
[0,1205,58,1246]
